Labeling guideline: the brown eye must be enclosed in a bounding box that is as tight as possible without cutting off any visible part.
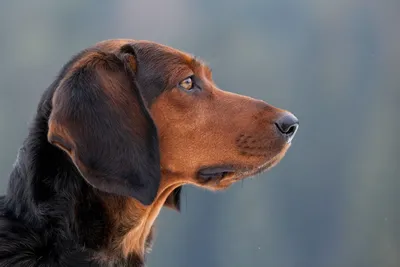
[179,77,194,90]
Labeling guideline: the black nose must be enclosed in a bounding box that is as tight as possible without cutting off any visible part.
[275,112,299,142]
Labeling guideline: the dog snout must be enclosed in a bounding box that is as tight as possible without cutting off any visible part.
[275,112,299,143]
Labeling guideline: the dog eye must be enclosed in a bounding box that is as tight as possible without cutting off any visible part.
[178,77,194,91]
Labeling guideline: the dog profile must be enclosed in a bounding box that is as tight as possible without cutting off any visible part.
[0,39,298,266]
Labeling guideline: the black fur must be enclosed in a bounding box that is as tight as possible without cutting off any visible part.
[0,44,176,266]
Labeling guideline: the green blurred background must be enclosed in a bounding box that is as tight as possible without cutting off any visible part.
[0,1,399,267]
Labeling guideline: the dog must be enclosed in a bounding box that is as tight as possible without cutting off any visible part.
[0,39,299,266]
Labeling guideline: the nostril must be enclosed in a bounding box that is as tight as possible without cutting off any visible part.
[275,113,299,141]
[286,124,298,136]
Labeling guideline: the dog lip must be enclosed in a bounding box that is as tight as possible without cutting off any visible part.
[197,166,236,180]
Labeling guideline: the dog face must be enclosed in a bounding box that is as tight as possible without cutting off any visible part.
[144,48,297,190]
[118,41,298,193]
[48,39,298,208]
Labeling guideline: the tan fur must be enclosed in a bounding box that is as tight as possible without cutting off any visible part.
[59,39,293,260]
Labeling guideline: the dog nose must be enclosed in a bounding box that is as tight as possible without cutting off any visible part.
[275,112,299,142]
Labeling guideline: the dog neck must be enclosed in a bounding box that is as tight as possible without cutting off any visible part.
[103,179,182,260]
[4,107,179,266]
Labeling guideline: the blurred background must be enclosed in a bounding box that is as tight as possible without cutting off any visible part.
[0,1,399,266]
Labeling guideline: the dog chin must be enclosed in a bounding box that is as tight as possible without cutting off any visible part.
[228,147,290,184]
[196,145,290,191]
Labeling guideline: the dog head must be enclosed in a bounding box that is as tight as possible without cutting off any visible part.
[47,39,299,209]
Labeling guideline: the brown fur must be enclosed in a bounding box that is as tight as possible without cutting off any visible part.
[0,39,298,266]
[87,40,293,259]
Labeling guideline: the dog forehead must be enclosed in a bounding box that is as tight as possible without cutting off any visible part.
[94,39,209,77]
[94,39,193,61]
[92,39,206,105]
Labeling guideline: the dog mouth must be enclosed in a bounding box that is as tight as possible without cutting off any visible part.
[197,166,237,181]
[197,152,287,184]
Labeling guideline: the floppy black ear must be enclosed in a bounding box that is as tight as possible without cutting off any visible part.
[164,186,182,212]
[47,49,160,205]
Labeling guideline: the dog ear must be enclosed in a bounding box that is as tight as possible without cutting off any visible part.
[164,186,182,212]
[47,49,160,205]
